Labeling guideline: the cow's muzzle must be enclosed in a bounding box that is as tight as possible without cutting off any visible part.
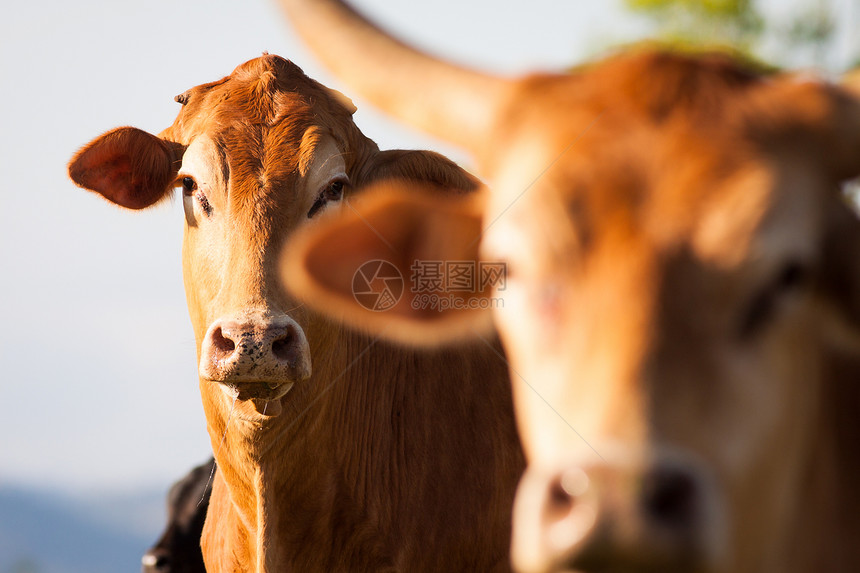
[511,449,725,573]
[199,310,312,401]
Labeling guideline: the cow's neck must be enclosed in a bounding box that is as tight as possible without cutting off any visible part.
[200,322,520,573]
[779,352,860,573]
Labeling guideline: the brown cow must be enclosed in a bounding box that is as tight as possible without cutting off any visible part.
[276,2,860,572]
[68,55,523,573]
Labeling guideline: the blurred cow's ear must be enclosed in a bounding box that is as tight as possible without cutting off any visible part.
[68,127,182,210]
[281,183,495,346]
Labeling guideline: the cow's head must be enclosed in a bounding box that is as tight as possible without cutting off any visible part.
[472,55,860,573]
[68,54,476,429]
[276,3,860,570]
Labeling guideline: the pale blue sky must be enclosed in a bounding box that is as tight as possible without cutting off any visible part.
[0,0,855,495]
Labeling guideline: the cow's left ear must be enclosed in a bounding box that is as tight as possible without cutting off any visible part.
[326,87,357,115]
[69,127,182,210]
[361,149,480,194]
[281,183,495,346]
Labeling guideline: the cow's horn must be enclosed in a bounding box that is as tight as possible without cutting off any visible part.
[278,0,511,153]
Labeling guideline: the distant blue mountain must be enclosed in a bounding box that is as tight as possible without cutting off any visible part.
[0,484,166,573]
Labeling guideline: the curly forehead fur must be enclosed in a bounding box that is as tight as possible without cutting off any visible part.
[172,54,358,134]
[162,54,369,207]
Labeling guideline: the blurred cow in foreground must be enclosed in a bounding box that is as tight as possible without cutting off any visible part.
[69,55,523,572]
[278,1,860,572]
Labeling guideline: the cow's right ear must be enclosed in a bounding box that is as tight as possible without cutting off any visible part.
[68,127,181,210]
[281,183,495,346]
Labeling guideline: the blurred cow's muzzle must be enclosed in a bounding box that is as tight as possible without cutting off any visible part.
[511,450,724,573]
[199,310,311,400]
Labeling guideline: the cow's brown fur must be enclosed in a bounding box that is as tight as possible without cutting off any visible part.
[69,55,523,573]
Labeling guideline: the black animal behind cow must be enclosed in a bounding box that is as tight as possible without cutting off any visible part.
[142,459,212,573]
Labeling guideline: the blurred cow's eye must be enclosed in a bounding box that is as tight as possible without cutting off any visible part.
[774,261,806,293]
[739,260,809,338]
[308,177,349,218]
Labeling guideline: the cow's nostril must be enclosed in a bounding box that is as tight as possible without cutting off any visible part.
[211,326,236,355]
[271,331,295,363]
[548,467,589,514]
[548,476,576,514]
[642,465,698,530]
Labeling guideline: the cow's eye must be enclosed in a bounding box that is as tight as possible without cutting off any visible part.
[739,260,809,338]
[325,180,345,200]
[307,178,349,218]
[181,176,197,194]
[178,176,212,217]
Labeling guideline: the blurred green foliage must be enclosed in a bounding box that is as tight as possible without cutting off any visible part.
[623,0,854,71]
[625,0,763,50]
